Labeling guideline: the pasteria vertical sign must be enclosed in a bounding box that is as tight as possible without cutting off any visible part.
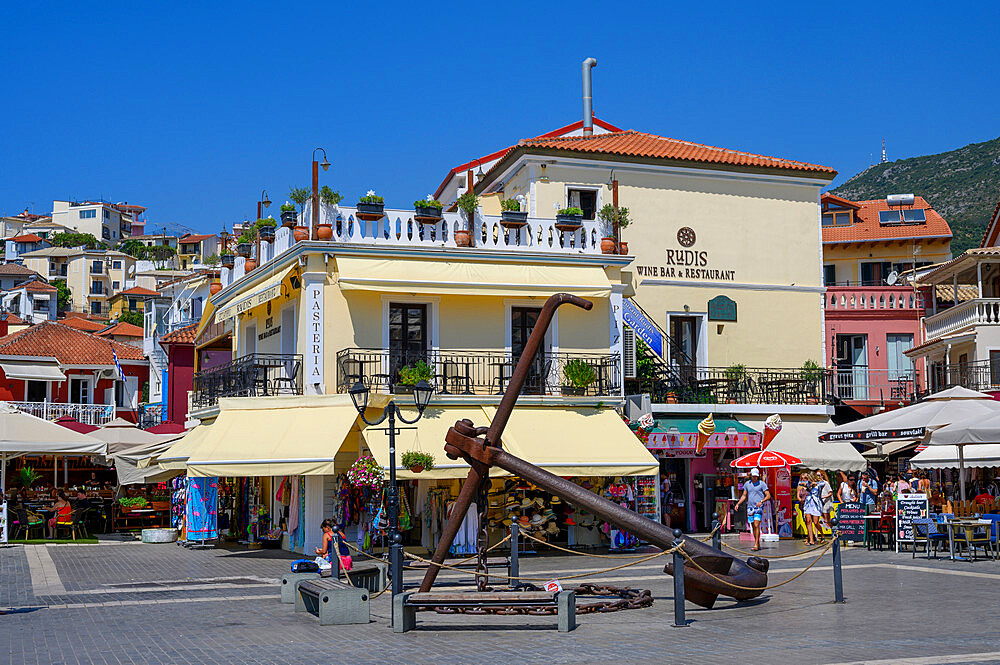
[304,276,324,393]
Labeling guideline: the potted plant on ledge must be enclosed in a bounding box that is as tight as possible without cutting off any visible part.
[280,202,298,228]
[395,360,433,394]
[414,195,444,223]
[455,191,478,247]
[318,185,342,240]
[562,358,597,396]
[255,217,277,242]
[800,360,824,404]
[597,203,632,254]
[723,364,746,403]
[357,190,385,221]
[237,232,256,271]
[554,206,584,232]
[220,249,235,268]
[400,451,436,474]
[500,197,528,229]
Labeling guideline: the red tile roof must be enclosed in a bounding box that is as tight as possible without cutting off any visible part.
[60,317,107,332]
[159,322,196,345]
[0,321,145,364]
[10,234,44,243]
[118,286,159,296]
[1,313,27,325]
[0,264,42,277]
[179,234,215,243]
[433,118,625,199]
[18,279,57,293]
[822,195,953,244]
[96,321,144,337]
[505,130,837,176]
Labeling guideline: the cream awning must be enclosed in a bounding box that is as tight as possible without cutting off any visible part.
[113,436,183,485]
[336,256,612,298]
[741,416,867,472]
[0,360,66,382]
[184,394,362,477]
[363,406,658,479]
[215,266,294,322]
[910,444,1000,470]
[158,422,217,470]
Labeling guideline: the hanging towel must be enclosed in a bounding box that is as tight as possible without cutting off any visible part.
[186,477,219,541]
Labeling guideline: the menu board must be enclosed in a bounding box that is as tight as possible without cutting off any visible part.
[836,502,865,542]
[895,493,929,552]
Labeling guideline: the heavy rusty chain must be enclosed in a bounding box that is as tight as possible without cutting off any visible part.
[429,584,653,615]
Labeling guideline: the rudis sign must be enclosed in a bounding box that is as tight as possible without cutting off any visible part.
[819,427,925,442]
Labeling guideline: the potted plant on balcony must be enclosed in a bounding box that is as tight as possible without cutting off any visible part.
[395,360,433,394]
[220,249,235,268]
[280,202,298,228]
[723,364,746,403]
[237,231,257,271]
[562,358,597,396]
[414,195,444,223]
[455,191,478,247]
[18,465,40,490]
[500,197,528,229]
[318,185,342,240]
[554,206,584,232]
[597,203,632,254]
[400,451,436,474]
[357,190,385,221]
[800,359,824,404]
[255,217,277,242]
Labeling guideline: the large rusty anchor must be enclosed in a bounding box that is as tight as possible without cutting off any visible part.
[418,293,769,608]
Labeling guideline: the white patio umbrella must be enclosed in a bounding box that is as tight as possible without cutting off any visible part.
[910,444,1000,470]
[819,387,1000,446]
[112,436,183,486]
[93,417,175,456]
[920,411,1000,501]
[0,402,106,494]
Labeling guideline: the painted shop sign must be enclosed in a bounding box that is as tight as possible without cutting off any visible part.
[622,299,663,357]
[819,427,926,442]
[708,295,737,322]
[304,280,323,385]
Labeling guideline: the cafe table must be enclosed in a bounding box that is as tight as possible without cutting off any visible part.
[943,518,993,561]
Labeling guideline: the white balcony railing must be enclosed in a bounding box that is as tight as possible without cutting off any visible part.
[5,401,117,425]
[924,298,1000,339]
[831,368,918,402]
[220,206,605,288]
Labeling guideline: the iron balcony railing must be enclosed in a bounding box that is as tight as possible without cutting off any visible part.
[336,348,621,398]
[137,403,165,429]
[626,366,834,406]
[831,367,919,403]
[924,359,999,396]
[191,353,303,410]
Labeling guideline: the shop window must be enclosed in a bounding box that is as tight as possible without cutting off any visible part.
[566,188,598,220]
[389,303,428,371]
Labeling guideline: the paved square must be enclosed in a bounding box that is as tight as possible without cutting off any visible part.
[3,538,1000,665]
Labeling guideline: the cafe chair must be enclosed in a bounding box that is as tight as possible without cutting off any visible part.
[911,518,947,559]
[13,507,44,540]
[53,509,86,541]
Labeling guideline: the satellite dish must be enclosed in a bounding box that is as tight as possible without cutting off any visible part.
[886,271,899,286]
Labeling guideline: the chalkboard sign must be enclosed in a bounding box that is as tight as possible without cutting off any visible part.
[895,493,929,552]
[836,502,865,543]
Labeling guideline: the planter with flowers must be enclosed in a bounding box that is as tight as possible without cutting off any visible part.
[318,185,342,240]
[414,196,444,223]
[347,453,384,489]
[500,197,528,229]
[454,191,478,247]
[357,191,385,221]
[597,203,631,254]
[400,451,435,474]
[554,206,584,232]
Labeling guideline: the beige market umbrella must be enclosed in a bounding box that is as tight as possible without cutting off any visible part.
[93,418,174,456]
[910,444,1000,470]
[112,436,183,486]
[920,411,1000,501]
[0,402,106,494]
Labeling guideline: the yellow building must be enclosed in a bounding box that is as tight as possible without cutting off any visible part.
[108,286,161,320]
[21,249,134,317]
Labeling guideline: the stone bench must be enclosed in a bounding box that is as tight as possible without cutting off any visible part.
[393,590,575,633]
[295,579,370,625]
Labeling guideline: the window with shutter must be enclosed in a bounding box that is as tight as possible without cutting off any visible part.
[623,326,636,379]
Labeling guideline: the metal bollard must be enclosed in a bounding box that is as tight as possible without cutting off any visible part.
[671,528,687,627]
[510,522,519,588]
[830,518,845,603]
[711,512,721,550]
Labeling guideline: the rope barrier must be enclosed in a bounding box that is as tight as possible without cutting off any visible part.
[677,538,834,591]
[518,530,664,559]
[721,538,832,559]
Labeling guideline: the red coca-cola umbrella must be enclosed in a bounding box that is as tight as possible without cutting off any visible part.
[730,449,801,468]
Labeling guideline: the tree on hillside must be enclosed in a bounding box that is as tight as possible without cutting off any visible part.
[50,232,100,249]
[113,310,144,327]
[146,244,177,267]
[51,279,72,312]
[118,238,148,260]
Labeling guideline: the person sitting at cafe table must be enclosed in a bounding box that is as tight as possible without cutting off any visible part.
[73,490,91,511]
[973,490,995,505]
[859,470,879,509]
[45,490,72,539]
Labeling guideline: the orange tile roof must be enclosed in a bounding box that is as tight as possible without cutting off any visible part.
[822,195,953,244]
[508,130,837,175]
[179,233,215,243]
[18,279,57,293]
[0,264,42,277]
[0,321,145,363]
[1,313,26,325]
[118,286,159,296]
[96,321,144,337]
[159,322,197,345]
[10,234,44,243]
[60,317,107,332]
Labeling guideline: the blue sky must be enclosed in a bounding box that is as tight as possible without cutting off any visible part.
[3,1,999,234]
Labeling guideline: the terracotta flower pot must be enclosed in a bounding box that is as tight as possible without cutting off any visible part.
[618,241,629,254]
[455,229,472,247]
[243,259,257,272]
[293,225,309,242]
[601,237,617,254]
[210,281,222,295]
[408,465,424,474]
[316,223,333,240]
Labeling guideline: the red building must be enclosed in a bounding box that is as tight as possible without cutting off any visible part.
[0,320,149,424]
[159,323,196,425]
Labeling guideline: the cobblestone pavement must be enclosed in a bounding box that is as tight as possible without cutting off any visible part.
[3,537,1000,665]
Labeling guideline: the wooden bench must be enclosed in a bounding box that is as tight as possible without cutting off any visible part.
[295,579,370,625]
[393,590,575,633]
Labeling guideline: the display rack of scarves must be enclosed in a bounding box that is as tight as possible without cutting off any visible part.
[288,476,306,551]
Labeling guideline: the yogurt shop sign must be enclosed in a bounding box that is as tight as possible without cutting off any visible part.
[634,226,737,282]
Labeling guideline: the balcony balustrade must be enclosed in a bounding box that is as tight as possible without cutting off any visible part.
[924,298,1000,340]
[5,401,116,425]
[627,366,833,406]
[336,348,621,398]
[831,367,918,403]
[824,285,923,312]
[191,353,303,410]
[925,359,1000,396]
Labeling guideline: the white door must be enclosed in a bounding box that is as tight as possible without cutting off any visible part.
[244,324,257,357]
[280,306,297,383]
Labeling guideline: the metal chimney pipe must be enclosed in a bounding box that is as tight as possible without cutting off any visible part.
[582,57,597,136]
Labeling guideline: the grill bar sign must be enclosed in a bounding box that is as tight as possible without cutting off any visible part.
[217,282,283,321]
[819,427,926,442]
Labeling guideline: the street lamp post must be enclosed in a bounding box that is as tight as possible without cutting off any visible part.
[312,148,331,240]
[256,190,271,267]
[349,379,433,601]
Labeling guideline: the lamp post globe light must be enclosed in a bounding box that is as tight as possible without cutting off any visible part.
[349,379,433,599]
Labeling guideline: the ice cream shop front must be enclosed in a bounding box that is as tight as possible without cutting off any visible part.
[636,417,762,532]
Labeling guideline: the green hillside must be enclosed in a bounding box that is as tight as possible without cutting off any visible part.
[831,137,1000,254]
